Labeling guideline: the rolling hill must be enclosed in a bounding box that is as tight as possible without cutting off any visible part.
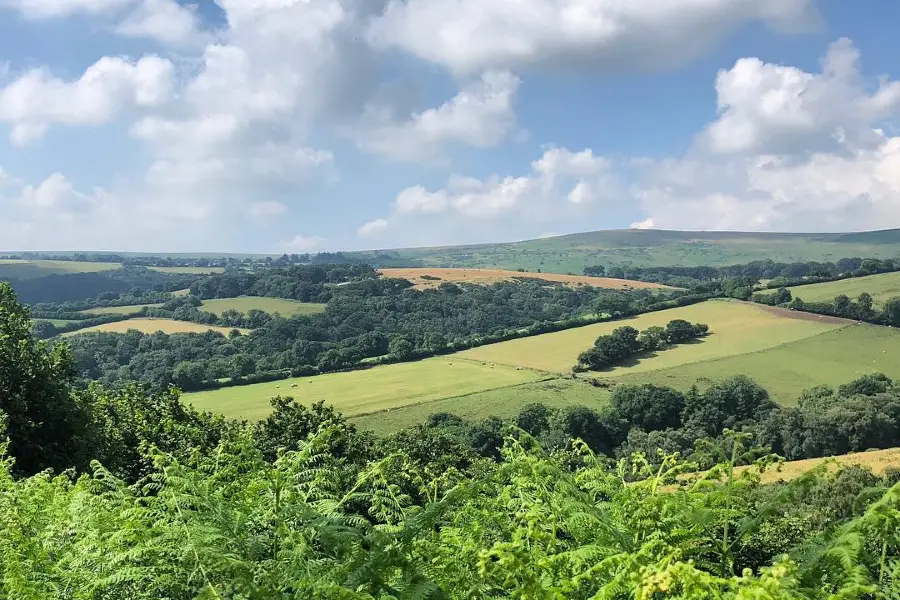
[351,228,900,273]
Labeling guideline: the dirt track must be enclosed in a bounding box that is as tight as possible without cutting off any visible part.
[378,268,674,291]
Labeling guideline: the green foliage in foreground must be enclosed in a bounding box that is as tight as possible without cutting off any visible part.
[2,427,899,599]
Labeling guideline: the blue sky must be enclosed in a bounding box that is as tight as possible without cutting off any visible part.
[1,0,899,253]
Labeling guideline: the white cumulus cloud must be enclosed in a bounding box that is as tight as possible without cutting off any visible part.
[358,218,389,236]
[629,39,900,232]
[0,0,133,19]
[389,146,617,222]
[116,0,205,47]
[0,55,174,145]
[353,71,521,163]
[367,0,820,76]
[703,38,900,155]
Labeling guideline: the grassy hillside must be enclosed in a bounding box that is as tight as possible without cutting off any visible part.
[63,318,248,337]
[766,271,900,307]
[81,296,326,318]
[362,316,900,431]
[613,323,900,405]
[0,259,121,280]
[353,228,900,273]
[81,303,164,315]
[32,318,79,327]
[349,378,609,435]
[456,300,842,374]
[186,358,544,420]
[199,297,327,317]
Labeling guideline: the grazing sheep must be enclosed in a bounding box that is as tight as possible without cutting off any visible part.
[291,383,298,388]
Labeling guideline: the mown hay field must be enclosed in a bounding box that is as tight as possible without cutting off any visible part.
[185,358,544,421]
[764,271,900,307]
[62,318,247,337]
[747,447,900,484]
[455,300,845,374]
[379,267,674,290]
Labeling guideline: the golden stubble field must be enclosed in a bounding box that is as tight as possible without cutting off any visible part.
[379,267,674,290]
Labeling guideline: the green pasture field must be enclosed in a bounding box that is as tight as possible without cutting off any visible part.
[33,319,79,327]
[80,296,325,318]
[185,358,544,421]
[350,377,610,435]
[81,303,163,315]
[0,259,121,280]
[62,318,248,337]
[613,323,900,405]
[149,266,226,274]
[763,271,900,307]
[456,300,843,374]
[199,296,327,317]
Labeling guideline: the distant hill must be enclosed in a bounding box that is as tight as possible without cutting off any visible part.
[350,228,900,274]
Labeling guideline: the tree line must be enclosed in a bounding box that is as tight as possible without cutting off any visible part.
[188,263,378,302]
[575,319,708,371]
[585,257,899,289]
[752,288,900,327]
[424,373,900,472]
[2,281,899,597]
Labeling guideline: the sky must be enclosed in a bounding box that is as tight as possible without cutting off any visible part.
[1,0,900,253]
